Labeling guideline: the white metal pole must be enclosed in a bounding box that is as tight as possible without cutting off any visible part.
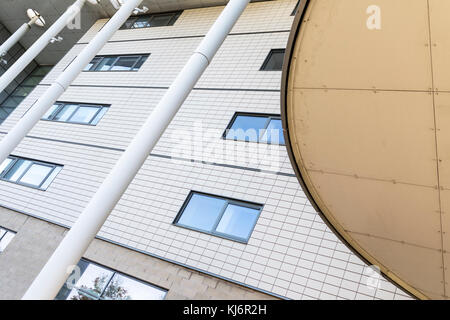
[0,23,31,58]
[22,0,250,300]
[0,0,86,93]
[0,0,142,166]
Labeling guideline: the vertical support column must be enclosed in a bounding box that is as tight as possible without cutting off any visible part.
[0,0,142,166]
[22,0,250,300]
[0,24,31,58]
[0,0,86,93]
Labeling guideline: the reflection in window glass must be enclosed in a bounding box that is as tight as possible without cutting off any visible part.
[0,227,16,253]
[85,54,149,72]
[0,156,62,190]
[175,192,262,242]
[260,119,285,145]
[216,204,260,240]
[120,11,182,29]
[69,106,101,124]
[226,115,268,142]
[224,113,285,145]
[177,193,226,232]
[56,259,167,300]
[260,49,285,71]
[42,102,109,125]
[0,158,12,175]
[4,159,32,182]
[0,65,53,125]
[54,105,78,122]
[19,164,53,187]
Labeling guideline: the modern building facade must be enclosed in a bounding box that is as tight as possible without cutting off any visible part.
[0,0,411,300]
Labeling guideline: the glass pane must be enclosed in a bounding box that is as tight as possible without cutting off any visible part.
[1,96,23,108]
[226,115,268,142]
[263,50,285,71]
[0,158,13,175]
[40,166,62,190]
[177,193,226,232]
[110,56,139,71]
[69,106,101,124]
[21,76,42,86]
[133,16,150,28]
[84,57,101,71]
[66,262,114,300]
[148,14,173,27]
[42,104,60,120]
[132,56,148,71]
[122,17,137,29]
[54,104,78,122]
[216,204,260,241]
[4,159,32,182]
[19,164,53,187]
[0,231,15,253]
[11,86,33,97]
[103,274,166,300]
[91,108,108,125]
[260,119,285,145]
[95,57,117,71]
[31,66,53,76]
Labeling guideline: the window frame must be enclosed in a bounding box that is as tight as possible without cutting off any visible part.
[222,112,286,145]
[0,155,63,190]
[57,258,168,300]
[291,0,301,16]
[260,48,286,71]
[83,54,150,72]
[0,226,16,253]
[41,101,110,126]
[119,11,183,30]
[173,191,263,243]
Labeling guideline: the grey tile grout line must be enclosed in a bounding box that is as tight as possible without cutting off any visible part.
[74,29,292,45]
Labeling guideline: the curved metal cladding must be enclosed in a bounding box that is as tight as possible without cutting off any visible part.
[282,0,450,300]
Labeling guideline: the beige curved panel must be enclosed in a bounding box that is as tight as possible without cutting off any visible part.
[283,0,450,299]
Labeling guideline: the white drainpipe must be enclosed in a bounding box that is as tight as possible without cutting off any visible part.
[22,0,250,300]
[0,0,88,93]
[0,0,142,165]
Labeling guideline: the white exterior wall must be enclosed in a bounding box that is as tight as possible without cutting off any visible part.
[0,0,411,300]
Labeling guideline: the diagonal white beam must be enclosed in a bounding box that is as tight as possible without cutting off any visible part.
[22,0,250,300]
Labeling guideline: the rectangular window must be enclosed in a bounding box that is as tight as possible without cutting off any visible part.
[84,54,149,72]
[291,1,301,16]
[55,258,167,300]
[120,11,182,29]
[42,102,109,125]
[260,49,285,71]
[0,227,15,253]
[223,113,285,145]
[174,192,263,243]
[0,156,62,190]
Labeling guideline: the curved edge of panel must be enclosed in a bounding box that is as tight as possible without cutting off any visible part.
[280,0,426,300]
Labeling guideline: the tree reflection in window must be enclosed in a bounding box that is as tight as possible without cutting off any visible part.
[55,259,167,300]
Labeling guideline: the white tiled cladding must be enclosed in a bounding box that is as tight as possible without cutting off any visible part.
[0,0,412,300]
[42,32,287,90]
[78,0,295,44]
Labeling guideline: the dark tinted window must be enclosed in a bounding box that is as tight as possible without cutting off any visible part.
[120,11,182,29]
[260,49,285,71]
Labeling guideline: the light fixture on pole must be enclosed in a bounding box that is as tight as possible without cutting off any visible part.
[0,9,46,64]
[0,0,98,94]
